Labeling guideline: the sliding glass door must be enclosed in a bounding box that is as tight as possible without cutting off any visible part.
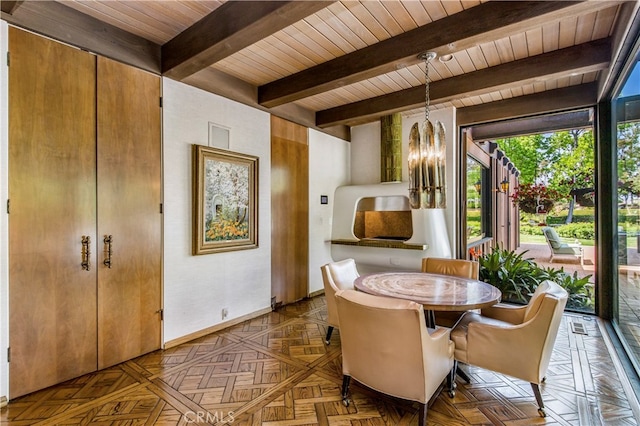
[614,55,640,369]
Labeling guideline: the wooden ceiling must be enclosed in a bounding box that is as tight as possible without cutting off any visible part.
[2,1,640,139]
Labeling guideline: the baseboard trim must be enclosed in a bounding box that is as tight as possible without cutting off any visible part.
[164,306,272,349]
[309,289,324,298]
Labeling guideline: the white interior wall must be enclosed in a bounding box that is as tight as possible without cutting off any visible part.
[349,108,459,255]
[308,129,351,294]
[162,78,272,343]
[1,20,10,402]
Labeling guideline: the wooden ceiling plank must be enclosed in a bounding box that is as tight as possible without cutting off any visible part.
[380,1,418,32]
[304,11,359,53]
[495,36,516,63]
[341,1,392,41]
[291,19,345,57]
[576,11,598,44]
[542,22,560,53]
[466,45,489,70]
[2,0,160,73]
[60,0,177,44]
[327,3,379,46]
[458,83,598,126]
[162,1,334,80]
[525,27,544,56]
[593,6,619,39]
[361,1,404,36]
[316,38,610,127]
[559,16,578,48]
[441,0,465,16]
[259,1,613,108]
[510,33,529,61]
[421,1,448,21]
[280,24,336,63]
[401,1,431,27]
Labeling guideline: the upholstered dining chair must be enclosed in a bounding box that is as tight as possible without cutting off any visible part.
[421,257,480,328]
[320,258,359,344]
[450,280,568,417]
[335,289,455,425]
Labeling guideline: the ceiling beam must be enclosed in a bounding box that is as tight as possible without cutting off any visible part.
[1,1,160,73]
[258,1,616,108]
[1,1,23,15]
[316,38,611,127]
[470,110,593,141]
[457,83,599,126]
[162,1,334,80]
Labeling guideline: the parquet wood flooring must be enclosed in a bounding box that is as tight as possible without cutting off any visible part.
[2,294,640,425]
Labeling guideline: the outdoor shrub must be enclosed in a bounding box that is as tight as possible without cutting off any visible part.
[477,246,594,309]
[519,224,545,236]
[555,223,595,240]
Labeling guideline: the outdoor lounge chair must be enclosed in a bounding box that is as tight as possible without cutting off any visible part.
[542,226,584,266]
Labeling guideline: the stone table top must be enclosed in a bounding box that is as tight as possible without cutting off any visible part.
[354,272,501,311]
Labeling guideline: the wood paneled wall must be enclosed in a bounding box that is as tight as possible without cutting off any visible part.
[271,116,308,306]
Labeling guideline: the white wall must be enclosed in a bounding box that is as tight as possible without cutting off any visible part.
[162,78,272,343]
[349,108,459,255]
[0,20,9,402]
[308,129,350,294]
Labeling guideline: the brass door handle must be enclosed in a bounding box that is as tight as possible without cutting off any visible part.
[103,235,112,268]
[81,235,91,271]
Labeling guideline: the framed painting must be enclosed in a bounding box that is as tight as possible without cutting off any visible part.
[192,144,259,255]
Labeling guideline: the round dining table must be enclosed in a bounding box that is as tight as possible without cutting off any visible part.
[354,271,501,327]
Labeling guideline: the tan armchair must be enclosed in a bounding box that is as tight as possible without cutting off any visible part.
[335,289,455,425]
[320,258,359,344]
[422,257,479,328]
[450,280,568,417]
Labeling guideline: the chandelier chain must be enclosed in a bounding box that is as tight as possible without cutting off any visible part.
[423,54,432,123]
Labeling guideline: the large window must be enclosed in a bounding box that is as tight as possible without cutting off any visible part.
[614,56,640,369]
[466,156,489,243]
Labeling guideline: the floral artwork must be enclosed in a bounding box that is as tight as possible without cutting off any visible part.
[193,145,258,254]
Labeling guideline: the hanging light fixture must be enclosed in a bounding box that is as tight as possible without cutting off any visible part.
[408,52,446,209]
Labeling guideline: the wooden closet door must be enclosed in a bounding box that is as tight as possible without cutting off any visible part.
[271,116,309,305]
[96,57,162,369]
[8,28,97,398]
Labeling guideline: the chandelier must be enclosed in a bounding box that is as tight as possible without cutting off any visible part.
[408,52,446,209]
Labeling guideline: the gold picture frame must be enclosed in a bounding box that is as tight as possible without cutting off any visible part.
[192,144,258,255]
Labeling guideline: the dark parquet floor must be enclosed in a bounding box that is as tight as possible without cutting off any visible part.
[2,294,640,425]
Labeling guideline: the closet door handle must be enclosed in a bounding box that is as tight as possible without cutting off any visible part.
[103,235,112,268]
[81,235,91,271]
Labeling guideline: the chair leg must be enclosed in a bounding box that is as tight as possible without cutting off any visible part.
[418,402,428,426]
[447,361,457,397]
[531,382,546,417]
[341,375,351,407]
[325,326,334,345]
[456,363,472,384]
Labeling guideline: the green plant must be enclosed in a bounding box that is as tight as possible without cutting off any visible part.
[478,247,538,303]
[477,246,594,309]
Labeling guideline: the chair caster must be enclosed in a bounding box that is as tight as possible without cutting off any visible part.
[447,381,457,398]
[324,339,330,345]
[538,408,546,417]
[342,397,350,407]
